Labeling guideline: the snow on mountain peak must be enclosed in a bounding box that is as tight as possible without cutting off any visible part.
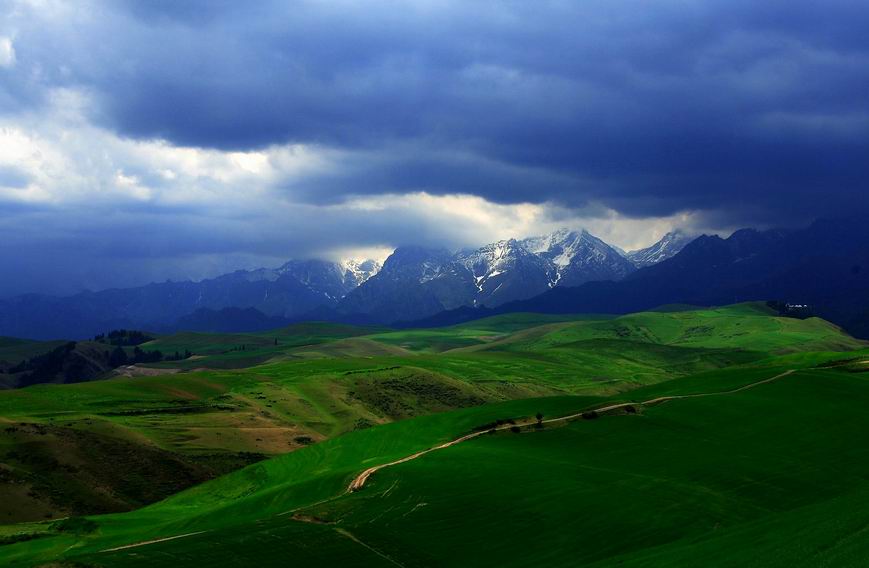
[625,230,694,268]
[339,258,382,286]
[520,228,608,267]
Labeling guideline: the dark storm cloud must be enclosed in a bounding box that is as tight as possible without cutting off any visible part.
[2,0,869,295]
[5,0,869,222]
[11,0,864,222]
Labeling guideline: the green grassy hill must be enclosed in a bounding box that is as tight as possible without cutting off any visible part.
[140,322,387,369]
[293,365,869,568]
[453,303,861,354]
[4,355,869,566]
[0,304,867,565]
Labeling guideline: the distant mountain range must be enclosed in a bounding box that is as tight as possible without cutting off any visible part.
[0,259,381,339]
[335,229,647,322]
[7,219,869,340]
[0,229,689,339]
[413,219,869,339]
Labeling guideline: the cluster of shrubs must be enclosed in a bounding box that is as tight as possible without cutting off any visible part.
[473,417,517,432]
[96,328,191,364]
[0,517,99,546]
[50,516,98,535]
[6,339,192,386]
[766,300,813,319]
[107,345,190,367]
[93,329,154,346]
[164,349,193,361]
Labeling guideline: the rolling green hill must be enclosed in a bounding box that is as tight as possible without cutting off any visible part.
[0,304,867,565]
[4,357,869,566]
[451,303,862,354]
[291,365,869,568]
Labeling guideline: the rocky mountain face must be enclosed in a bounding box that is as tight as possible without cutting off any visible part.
[524,229,638,285]
[337,229,642,323]
[335,247,474,324]
[275,259,381,300]
[625,230,694,268]
[456,239,555,306]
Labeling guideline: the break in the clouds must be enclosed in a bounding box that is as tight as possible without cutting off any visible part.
[1,0,868,295]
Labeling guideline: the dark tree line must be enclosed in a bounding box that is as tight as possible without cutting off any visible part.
[107,346,190,366]
[93,329,155,346]
[8,342,77,377]
[164,350,193,361]
[7,342,191,385]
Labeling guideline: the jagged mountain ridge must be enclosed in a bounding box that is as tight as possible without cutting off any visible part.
[0,229,685,338]
[625,230,694,268]
[337,228,651,322]
[248,259,382,301]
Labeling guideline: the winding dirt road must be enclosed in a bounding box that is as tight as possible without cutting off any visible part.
[98,369,796,555]
[100,531,208,553]
[348,369,795,492]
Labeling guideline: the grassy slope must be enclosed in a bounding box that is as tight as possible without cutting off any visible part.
[0,395,605,565]
[366,313,612,353]
[25,361,865,568]
[373,305,863,395]
[301,367,869,568]
[0,422,261,525]
[141,322,386,370]
[1,305,845,462]
[457,303,862,354]
[0,304,863,525]
[0,304,866,558]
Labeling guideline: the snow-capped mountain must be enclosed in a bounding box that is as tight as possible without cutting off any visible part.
[521,229,636,287]
[338,229,640,322]
[456,239,555,306]
[625,230,695,268]
[340,259,382,287]
[274,259,381,300]
[336,247,476,323]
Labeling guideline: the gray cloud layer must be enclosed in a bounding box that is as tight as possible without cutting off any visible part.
[1,0,868,295]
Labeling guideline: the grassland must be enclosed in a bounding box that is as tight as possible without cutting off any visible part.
[1,305,851,462]
[1,304,868,565]
[4,357,869,566]
[298,365,869,568]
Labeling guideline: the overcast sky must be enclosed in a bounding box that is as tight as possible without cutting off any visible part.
[1,0,868,296]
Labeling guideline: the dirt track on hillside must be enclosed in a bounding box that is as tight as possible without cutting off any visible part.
[98,369,796,554]
[101,531,207,552]
[347,369,796,492]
